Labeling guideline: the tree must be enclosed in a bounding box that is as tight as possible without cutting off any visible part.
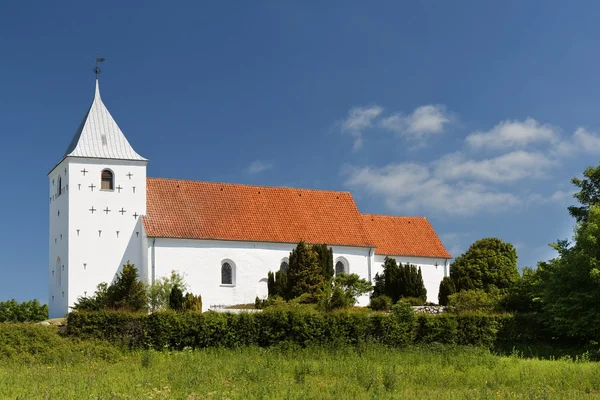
[318,273,372,311]
[0,299,48,322]
[148,270,188,311]
[371,257,427,303]
[286,240,324,302]
[182,293,202,312]
[438,277,456,306]
[312,244,334,281]
[73,263,147,312]
[105,262,148,312]
[169,285,184,311]
[449,238,519,293]
[536,205,600,339]
[72,282,109,312]
[499,266,542,313]
[568,163,600,223]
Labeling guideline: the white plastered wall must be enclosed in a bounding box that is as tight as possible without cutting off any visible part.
[48,157,148,318]
[148,238,374,310]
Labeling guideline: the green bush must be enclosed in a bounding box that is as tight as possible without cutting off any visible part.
[416,314,458,344]
[400,296,426,306]
[66,308,551,351]
[447,289,502,314]
[369,296,392,311]
[0,323,121,364]
[0,299,48,322]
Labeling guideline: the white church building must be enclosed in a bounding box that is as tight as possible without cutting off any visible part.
[48,78,452,318]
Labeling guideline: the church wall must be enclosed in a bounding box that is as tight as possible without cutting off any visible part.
[150,238,373,310]
[48,159,70,319]
[64,158,147,316]
[372,254,449,304]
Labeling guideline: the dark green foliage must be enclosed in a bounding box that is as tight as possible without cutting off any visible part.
[535,205,600,340]
[66,308,565,350]
[499,266,542,313]
[71,283,109,312]
[72,263,147,312]
[0,299,48,322]
[106,262,148,312]
[568,163,600,223]
[319,273,372,311]
[447,289,502,314]
[372,257,427,303]
[449,238,519,293]
[312,243,334,281]
[286,241,324,302]
[416,314,458,344]
[267,271,276,297]
[168,285,184,311]
[438,277,456,306]
[369,296,392,311]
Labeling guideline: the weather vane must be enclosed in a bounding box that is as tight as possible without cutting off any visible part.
[94,54,105,76]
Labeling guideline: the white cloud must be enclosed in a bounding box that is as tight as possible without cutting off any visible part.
[342,163,519,217]
[340,105,383,151]
[554,127,600,157]
[466,118,559,150]
[527,190,574,205]
[380,104,452,138]
[246,160,273,174]
[434,150,556,183]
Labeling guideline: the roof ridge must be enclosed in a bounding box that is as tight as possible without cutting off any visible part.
[362,213,427,219]
[146,176,354,195]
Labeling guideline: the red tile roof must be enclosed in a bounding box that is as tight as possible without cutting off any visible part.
[143,178,374,248]
[361,214,451,259]
[143,178,450,259]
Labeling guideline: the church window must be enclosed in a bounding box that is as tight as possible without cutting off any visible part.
[335,257,349,275]
[221,261,235,285]
[101,169,114,190]
[280,258,289,273]
[56,176,63,197]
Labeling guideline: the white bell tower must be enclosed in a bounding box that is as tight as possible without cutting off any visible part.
[48,77,149,318]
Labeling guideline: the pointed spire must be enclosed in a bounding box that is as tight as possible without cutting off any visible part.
[63,79,147,161]
[95,78,101,99]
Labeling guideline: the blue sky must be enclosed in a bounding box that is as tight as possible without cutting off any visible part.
[1,1,599,303]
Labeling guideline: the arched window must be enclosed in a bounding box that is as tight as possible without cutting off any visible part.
[335,257,349,275]
[280,258,289,273]
[57,176,62,197]
[221,261,235,285]
[101,169,114,190]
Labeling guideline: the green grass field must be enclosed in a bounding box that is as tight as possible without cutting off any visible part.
[2,342,600,399]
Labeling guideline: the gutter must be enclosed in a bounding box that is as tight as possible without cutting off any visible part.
[368,248,374,282]
[151,238,156,284]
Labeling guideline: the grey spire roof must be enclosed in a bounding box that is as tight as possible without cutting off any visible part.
[64,79,147,161]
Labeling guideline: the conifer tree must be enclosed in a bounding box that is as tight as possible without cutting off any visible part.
[312,243,334,281]
[106,262,148,312]
[287,240,324,301]
[169,284,184,311]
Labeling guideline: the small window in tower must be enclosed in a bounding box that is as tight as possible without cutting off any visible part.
[57,176,62,197]
[101,169,114,191]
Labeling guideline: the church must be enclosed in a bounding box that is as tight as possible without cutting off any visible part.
[47,78,452,319]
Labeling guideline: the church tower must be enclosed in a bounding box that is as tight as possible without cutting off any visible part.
[48,78,148,318]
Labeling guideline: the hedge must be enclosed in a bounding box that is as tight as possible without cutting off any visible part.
[66,308,550,351]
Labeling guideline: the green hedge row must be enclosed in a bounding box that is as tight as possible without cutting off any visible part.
[66,308,549,350]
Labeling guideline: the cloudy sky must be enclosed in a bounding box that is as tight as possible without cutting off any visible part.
[1,1,599,302]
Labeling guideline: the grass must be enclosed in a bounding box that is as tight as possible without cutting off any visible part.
[2,339,600,399]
